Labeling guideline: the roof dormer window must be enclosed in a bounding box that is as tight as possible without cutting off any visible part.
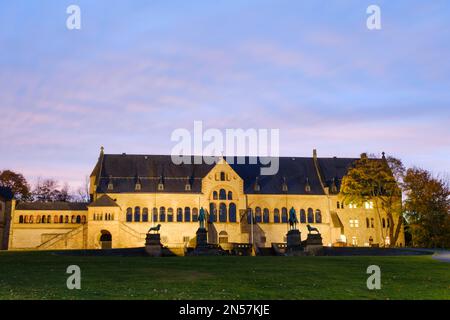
[158,183,164,191]
[305,177,311,193]
[254,177,260,192]
[107,176,114,191]
[135,183,141,191]
[282,177,288,192]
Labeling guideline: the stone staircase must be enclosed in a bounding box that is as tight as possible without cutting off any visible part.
[38,225,86,250]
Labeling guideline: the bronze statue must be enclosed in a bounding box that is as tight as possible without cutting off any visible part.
[288,207,298,230]
[307,224,320,234]
[198,207,205,229]
[148,224,161,234]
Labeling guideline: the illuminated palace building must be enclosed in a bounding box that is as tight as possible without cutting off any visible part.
[4,149,404,251]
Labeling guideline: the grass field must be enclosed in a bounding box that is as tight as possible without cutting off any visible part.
[0,251,448,300]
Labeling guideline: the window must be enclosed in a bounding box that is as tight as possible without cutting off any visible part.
[134,207,141,222]
[349,203,357,209]
[300,209,306,223]
[282,183,288,192]
[65,215,69,223]
[76,215,81,224]
[167,208,174,222]
[108,182,114,191]
[274,209,280,223]
[364,201,373,209]
[229,203,236,222]
[387,217,390,228]
[382,218,386,228]
[209,203,217,222]
[220,172,226,181]
[47,215,51,223]
[219,203,227,222]
[341,202,345,209]
[185,180,191,191]
[159,207,166,222]
[126,208,132,222]
[263,208,270,223]
[315,209,322,223]
[135,182,141,191]
[366,218,370,228]
[219,189,226,200]
[352,236,358,246]
[81,216,86,224]
[177,208,183,222]
[59,215,63,223]
[37,215,41,223]
[337,201,340,209]
[307,208,314,223]
[157,183,164,191]
[213,191,218,200]
[184,207,191,222]
[350,219,359,228]
[371,218,374,228]
[255,207,262,223]
[227,191,233,200]
[152,207,158,222]
[254,183,260,192]
[54,215,59,223]
[29,216,34,223]
[192,208,199,222]
[219,231,228,244]
[183,236,190,243]
[281,208,288,223]
[142,208,149,222]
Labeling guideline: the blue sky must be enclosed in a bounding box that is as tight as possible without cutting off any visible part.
[0,0,449,188]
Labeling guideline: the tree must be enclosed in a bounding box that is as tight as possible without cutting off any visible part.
[75,176,90,202]
[32,178,72,202]
[403,168,450,248]
[340,153,404,247]
[0,170,31,200]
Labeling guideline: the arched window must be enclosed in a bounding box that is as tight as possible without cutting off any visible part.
[371,218,374,228]
[209,203,217,222]
[213,191,218,200]
[219,189,226,200]
[76,215,81,224]
[229,203,236,222]
[387,217,390,228]
[47,215,51,223]
[159,207,166,222]
[153,208,158,222]
[219,231,228,244]
[81,216,86,224]
[255,207,262,223]
[29,216,34,223]
[54,216,59,223]
[37,215,41,224]
[177,208,183,222]
[142,208,149,222]
[300,209,306,223]
[59,215,63,223]
[315,209,322,223]
[134,207,141,222]
[281,208,288,223]
[38,215,43,224]
[227,191,233,200]
[126,207,132,222]
[263,208,270,223]
[337,201,340,209]
[167,208,174,222]
[366,218,370,228]
[184,207,191,222]
[192,208,199,222]
[71,215,76,223]
[382,218,386,228]
[274,209,280,223]
[65,215,69,223]
[219,203,227,222]
[247,208,253,224]
[220,172,226,181]
[307,208,314,223]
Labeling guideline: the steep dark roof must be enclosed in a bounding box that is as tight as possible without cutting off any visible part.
[88,195,119,207]
[0,187,14,201]
[15,202,88,211]
[94,154,359,195]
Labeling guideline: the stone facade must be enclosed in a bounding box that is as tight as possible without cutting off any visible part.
[5,150,405,251]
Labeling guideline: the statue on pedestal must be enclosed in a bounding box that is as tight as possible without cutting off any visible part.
[198,207,206,229]
[288,207,298,230]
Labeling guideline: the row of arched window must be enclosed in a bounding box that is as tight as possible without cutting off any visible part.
[126,207,201,223]
[212,189,233,201]
[365,217,391,229]
[247,208,322,224]
[18,215,86,224]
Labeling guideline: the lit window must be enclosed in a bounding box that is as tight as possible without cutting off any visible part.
[158,183,164,191]
[364,201,374,209]
[350,219,359,228]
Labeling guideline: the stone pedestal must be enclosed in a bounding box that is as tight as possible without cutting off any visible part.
[196,228,208,249]
[286,229,304,255]
[145,233,162,257]
[305,233,324,256]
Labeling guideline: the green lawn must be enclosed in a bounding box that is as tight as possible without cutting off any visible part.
[0,251,448,300]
